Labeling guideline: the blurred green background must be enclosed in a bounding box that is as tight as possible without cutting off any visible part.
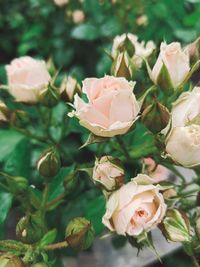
[1,0,200,83]
[0,0,200,266]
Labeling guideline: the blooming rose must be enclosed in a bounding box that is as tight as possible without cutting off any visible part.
[102,174,166,236]
[151,42,190,88]
[70,76,140,137]
[54,0,69,6]
[93,156,124,191]
[6,56,51,103]
[112,33,155,67]
[171,87,200,127]
[144,157,171,183]
[166,124,200,167]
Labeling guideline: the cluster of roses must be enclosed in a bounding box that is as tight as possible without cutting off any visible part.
[1,33,200,252]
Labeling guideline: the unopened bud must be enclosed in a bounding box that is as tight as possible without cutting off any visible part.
[60,76,81,102]
[37,148,61,179]
[142,100,170,134]
[187,37,200,64]
[65,217,95,250]
[63,172,78,193]
[118,35,135,58]
[39,84,59,108]
[163,188,177,199]
[92,156,124,191]
[161,209,191,242]
[112,52,132,80]
[16,213,46,244]
[0,101,10,125]
[5,256,25,267]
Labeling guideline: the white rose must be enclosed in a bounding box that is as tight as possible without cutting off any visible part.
[103,174,166,236]
[112,33,155,67]
[70,75,140,137]
[166,124,200,167]
[151,42,190,88]
[6,56,51,103]
[171,87,200,127]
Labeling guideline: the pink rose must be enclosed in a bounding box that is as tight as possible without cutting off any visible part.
[103,174,166,236]
[144,157,171,183]
[6,56,51,103]
[151,42,190,88]
[70,76,140,137]
[93,156,124,191]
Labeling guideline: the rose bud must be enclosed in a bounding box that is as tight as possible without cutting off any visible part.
[142,101,170,134]
[187,36,200,64]
[63,172,79,193]
[143,157,171,183]
[171,86,200,128]
[16,213,46,244]
[93,156,124,191]
[0,101,10,125]
[65,217,95,251]
[161,209,191,242]
[163,188,177,200]
[150,42,190,90]
[111,52,132,80]
[60,76,81,102]
[103,174,166,236]
[4,256,25,267]
[0,256,25,267]
[54,0,69,6]
[69,75,140,137]
[37,148,61,179]
[39,84,59,108]
[72,10,85,24]
[112,33,155,68]
[166,124,200,168]
[6,57,51,104]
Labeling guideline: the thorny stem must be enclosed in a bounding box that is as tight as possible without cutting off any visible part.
[44,241,68,251]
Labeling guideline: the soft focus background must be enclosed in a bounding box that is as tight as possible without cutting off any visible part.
[1,0,200,266]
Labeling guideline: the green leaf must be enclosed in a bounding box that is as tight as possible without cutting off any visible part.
[4,138,31,177]
[0,191,12,225]
[48,166,74,202]
[84,195,106,235]
[0,130,24,162]
[40,229,57,246]
[71,24,100,41]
